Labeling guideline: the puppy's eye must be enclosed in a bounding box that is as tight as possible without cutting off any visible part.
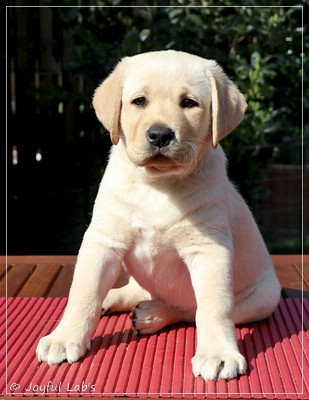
[181,98,198,108]
[132,97,146,106]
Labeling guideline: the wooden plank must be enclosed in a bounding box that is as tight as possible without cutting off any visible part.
[273,255,309,298]
[17,263,61,297]
[2,264,36,297]
[274,263,303,291]
[0,257,77,298]
[48,264,74,297]
[0,255,308,299]
[0,270,6,298]
[0,264,7,280]
[3,255,306,268]
[2,255,77,265]
[294,262,309,288]
[271,254,306,268]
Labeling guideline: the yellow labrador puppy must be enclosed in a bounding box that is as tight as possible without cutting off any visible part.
[36,50,281,381]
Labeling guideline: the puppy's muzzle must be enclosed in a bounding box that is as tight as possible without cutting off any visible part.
[146,126,176,148]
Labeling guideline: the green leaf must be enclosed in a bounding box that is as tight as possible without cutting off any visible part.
[139,29,151,42]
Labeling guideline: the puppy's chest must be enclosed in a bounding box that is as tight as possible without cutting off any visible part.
[128,187,182,250]
[125,206,181,271]
[131,215,176,258]
[125,221,184,298]
[121,187,196,303]
[121,182,192,277]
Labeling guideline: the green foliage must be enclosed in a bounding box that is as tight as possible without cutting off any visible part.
[54,2,305,200]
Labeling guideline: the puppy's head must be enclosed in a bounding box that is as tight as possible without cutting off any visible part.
[93,50,247,177]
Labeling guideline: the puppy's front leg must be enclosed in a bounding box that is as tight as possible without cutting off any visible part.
[185,245,246,381]
[36,229,124,365]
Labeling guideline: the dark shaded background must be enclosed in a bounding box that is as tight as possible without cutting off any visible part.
[5,1,308,255]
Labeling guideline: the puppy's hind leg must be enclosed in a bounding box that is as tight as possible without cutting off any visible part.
[233,267,281,325]
[102,276,151,315]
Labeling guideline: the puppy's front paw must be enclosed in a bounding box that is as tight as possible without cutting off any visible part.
[192,350,247,381]
[36,332,90,365]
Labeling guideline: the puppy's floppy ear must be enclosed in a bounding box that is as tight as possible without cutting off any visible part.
[93,59,126,145]
[206,65,247,148]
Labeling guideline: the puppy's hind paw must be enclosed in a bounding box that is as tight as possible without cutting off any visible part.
[131,299,188,335]
[131,300,167,334]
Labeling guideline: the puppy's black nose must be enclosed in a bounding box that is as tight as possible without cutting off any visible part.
[146,126,175,148]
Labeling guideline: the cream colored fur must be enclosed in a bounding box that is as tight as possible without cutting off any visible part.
[36,50,281,382]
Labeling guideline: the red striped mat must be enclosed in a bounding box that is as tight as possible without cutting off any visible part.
[0,297,308,398]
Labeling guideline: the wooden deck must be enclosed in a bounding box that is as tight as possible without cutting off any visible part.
[1,255,308,400]
[1,255,308,299]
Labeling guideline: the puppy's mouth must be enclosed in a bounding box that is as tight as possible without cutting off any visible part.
[141,154,179,172]
[127,141,198,176]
